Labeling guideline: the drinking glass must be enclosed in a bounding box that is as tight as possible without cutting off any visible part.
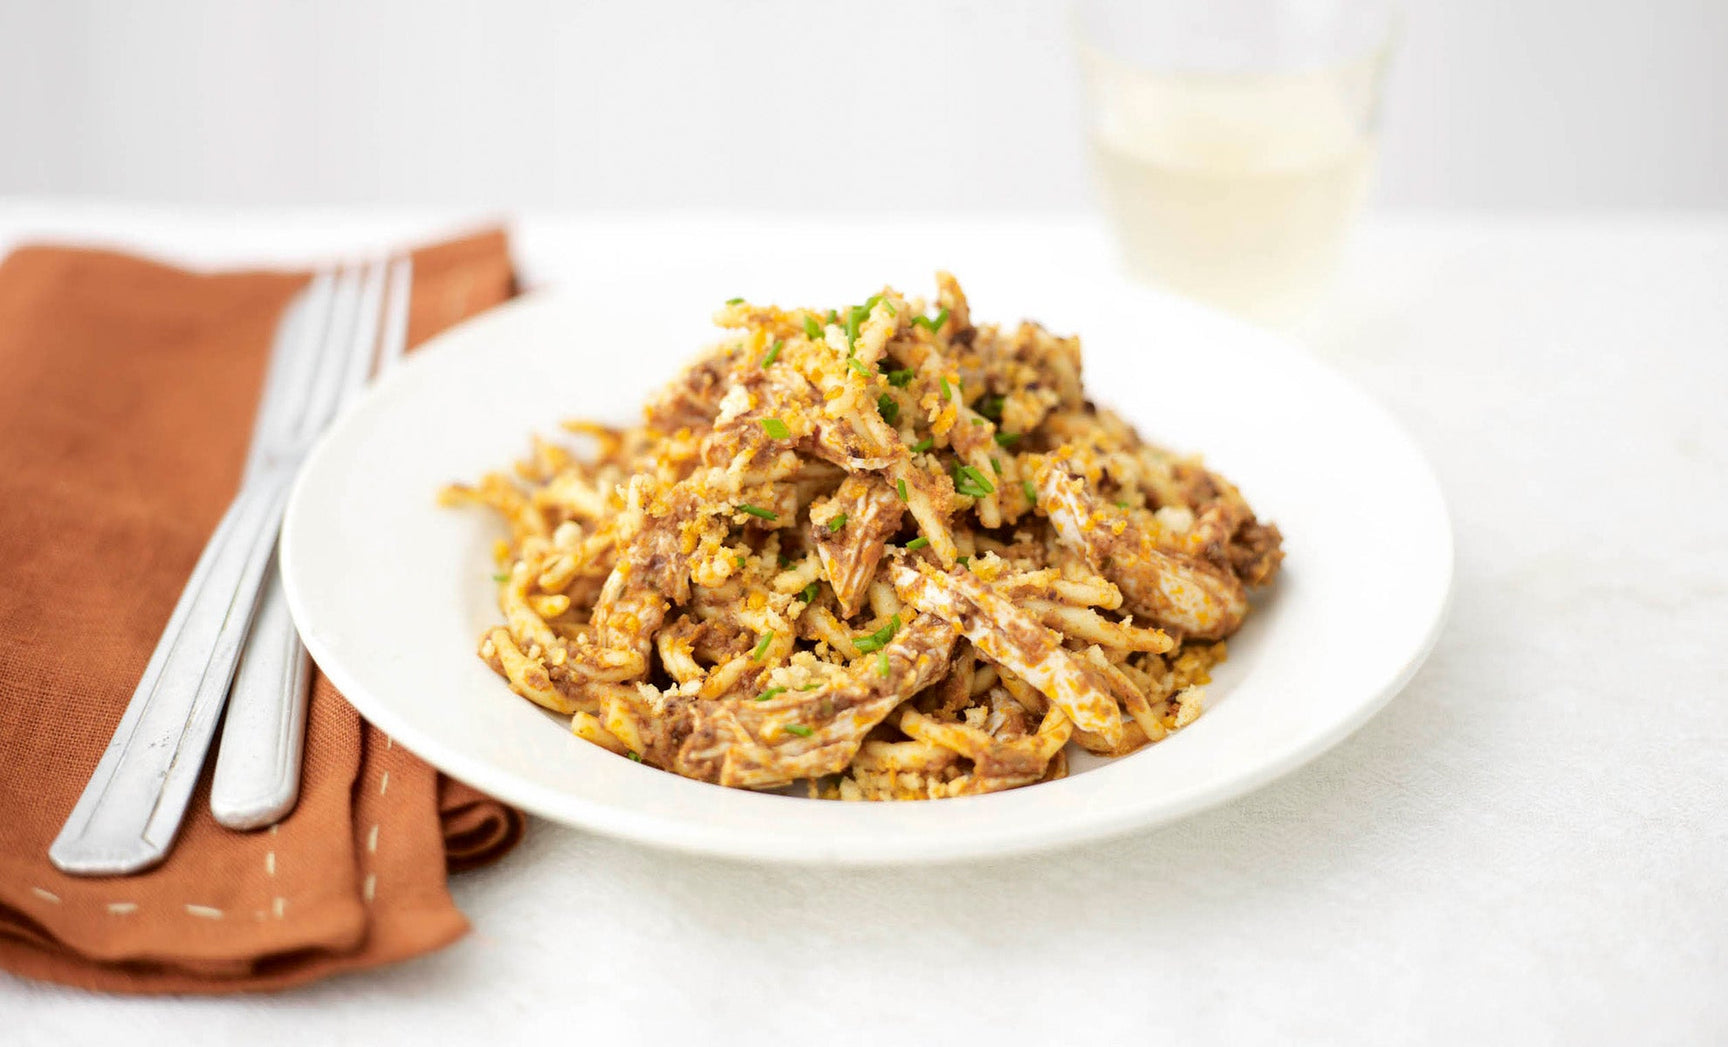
[1075,0,1397,325]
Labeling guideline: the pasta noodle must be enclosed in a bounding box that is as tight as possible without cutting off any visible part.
[443,274,1282,799]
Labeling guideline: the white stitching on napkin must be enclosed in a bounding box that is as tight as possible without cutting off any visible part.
[361,742,391,906]
[263,822,288,916]
[30,887,60,903]
[265,832,284,916]
[106,901,137,915]
[185,904,223,919]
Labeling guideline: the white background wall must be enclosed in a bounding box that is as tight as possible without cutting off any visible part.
[2,0,1724,212]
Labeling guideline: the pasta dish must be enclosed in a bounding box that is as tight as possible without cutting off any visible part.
[443,274,1282,800]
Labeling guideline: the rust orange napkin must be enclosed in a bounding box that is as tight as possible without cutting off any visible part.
[0,229,525,993]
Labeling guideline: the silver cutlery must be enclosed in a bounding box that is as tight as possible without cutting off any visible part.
[209,257,412,830]
[50,260,396,876]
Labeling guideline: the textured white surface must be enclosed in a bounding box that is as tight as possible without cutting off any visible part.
[2,206,1725,1044]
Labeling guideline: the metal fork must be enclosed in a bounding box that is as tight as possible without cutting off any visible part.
[209,257,412,831]
[50,261,394,876]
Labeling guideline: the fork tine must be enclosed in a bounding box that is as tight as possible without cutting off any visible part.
[283,269,340,418]
[244,287,306,461]
[337,259,388,402]
[244,270,334,480]
[375,257,413,378]
[288,265,366,446]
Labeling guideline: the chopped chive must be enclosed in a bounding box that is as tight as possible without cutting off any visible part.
[492,571,510,582]
[761,417,791,439]
[735,554,747,568]
[990,457,1002,474]
[957,556,970,568]
[756,686,786,702]
[751,631,775,660]
[971,417,986,425]
[877,393,899,426]
[1023,479,1037,504]
[846,356,872,377]
[726,296,745,305]
[953,463,996,498]
[994,431,1021,448]
[1114,500,1130,509]
[778,553,792,568]
[896,479,908,502]
[738,503,778,521]
[940,377,953,400]
[798,683,821,691]
[978,394,1005,422]
[827,512,848,532]
[827,309,839,324]
[864,293,882,312]
[909,437,933,454]
[877,649,890,677]
[761,338,784,368]
[852,614,901,653]
[626,751,643,762]
[803,314,824,340]
[886,368,915,387]
[904,536,929,551]
[846,304,867,349]
[784,724,813,737]
[801,581,820,604]
[912,307,950,333]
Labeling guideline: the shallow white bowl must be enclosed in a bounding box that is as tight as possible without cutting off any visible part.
[280,258,1451,864]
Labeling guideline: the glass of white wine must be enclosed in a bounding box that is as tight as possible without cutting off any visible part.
[1076,0,1397,325]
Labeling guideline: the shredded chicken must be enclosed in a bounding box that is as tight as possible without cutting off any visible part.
[445,274,1281,799]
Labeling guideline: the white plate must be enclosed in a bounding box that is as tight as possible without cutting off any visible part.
[280,258,1452,864]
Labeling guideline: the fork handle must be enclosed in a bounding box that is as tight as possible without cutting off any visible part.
[49,474,292,876]
[210,560,310,830]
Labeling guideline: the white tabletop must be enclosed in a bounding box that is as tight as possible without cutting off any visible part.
[5,204,1725,1045]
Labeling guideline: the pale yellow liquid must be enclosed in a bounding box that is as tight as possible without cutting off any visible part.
[1088,62,1377,324]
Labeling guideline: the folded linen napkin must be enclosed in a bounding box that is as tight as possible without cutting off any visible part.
[0,229,524,993]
